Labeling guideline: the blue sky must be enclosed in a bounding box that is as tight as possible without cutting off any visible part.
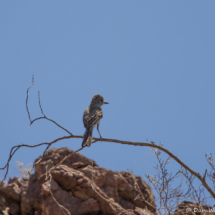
[0,0,215,205]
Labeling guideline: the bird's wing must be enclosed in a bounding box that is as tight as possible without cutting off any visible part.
[83,109,103,128]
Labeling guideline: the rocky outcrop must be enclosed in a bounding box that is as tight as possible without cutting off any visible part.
[0,148,156,215]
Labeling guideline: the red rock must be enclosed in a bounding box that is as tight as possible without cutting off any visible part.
[0,148,156,215]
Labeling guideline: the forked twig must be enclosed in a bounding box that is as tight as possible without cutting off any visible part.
[128,169,156,210]
[1,75,215,213]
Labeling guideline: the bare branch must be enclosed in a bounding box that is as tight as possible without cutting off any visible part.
[26,75,34,123]
[0,135,73,181]
[205,153,215,191]
[38,91,46,117]
[31,117,73,136]
[2,76,215,214]
[203,169,207,181]
[26,77,73,136]
[182,168,206,205]
[128,169,156,210]
[49,185,71,215]
[146,147,186,214]
[2,133,215,201]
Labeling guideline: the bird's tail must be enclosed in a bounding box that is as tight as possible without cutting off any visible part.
[82,128,93,147]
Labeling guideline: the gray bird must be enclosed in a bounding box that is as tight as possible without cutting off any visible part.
[82,94,108,147]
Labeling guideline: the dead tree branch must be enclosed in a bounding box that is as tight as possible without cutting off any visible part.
[145,147,186,214]
[1,75,215,209]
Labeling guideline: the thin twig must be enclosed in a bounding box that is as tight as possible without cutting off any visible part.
[25,77,73,136]
[48,174,71,215]
[0,135,73,181]
[48,147,84,175]
[90,162,135,215]
[26,75,34,124]
[31,117,73,136]
[46,147,85,215]
[128,169,156,210]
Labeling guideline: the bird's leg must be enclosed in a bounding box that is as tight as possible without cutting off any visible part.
[97,123,102,141]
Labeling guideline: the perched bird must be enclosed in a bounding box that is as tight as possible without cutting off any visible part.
[82,94,108,147]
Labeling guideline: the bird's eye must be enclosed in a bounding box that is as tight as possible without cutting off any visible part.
[100,99,103,102]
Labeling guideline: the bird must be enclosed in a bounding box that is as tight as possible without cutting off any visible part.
[82,94,108,147]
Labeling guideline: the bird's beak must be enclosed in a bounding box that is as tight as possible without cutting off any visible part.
[104,101,109,104]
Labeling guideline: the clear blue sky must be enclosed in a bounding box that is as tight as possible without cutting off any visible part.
[0,0,215,204]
